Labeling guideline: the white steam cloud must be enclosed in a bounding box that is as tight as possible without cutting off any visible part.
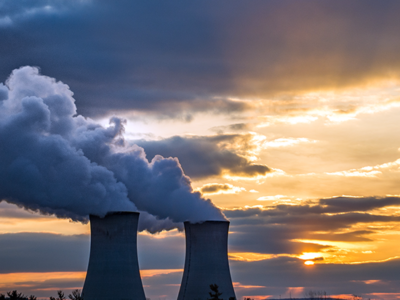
[0,67,225,231]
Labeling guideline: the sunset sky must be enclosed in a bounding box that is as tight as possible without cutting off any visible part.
[1,1,400,300]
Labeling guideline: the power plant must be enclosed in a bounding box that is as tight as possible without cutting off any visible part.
[177,221,236,300]
[82,213,235,300]
[82,212,146,300]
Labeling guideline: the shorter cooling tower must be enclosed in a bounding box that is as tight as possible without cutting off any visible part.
[82,211,146,300]
[178,221,236,300]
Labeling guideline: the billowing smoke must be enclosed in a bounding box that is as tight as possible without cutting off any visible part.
[0,66,225,231]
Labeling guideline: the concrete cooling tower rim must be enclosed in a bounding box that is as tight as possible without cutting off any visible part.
[91,211,139,218]
[184,220,230,224]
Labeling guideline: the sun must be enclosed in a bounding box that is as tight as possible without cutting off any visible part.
[304,261,315,266]
[299,252,321,260]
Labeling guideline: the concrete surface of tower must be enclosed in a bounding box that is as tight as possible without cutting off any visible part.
[82,211,146,300]
[178,220,236,300]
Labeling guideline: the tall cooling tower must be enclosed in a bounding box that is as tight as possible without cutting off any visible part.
[82,212,146,300]
[178,221,236,300]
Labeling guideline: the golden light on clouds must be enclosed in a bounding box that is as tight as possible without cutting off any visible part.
[233,282,266,289]
[262,138,317,149]
[256,80,400,127]
[362,280,381,285]
[229,251,328,264]
[140,269,183,278]
[0,216,89,235]
[304,261,314,266]
[291,228,400,264]
[256,195,302,203]
[298,252,323,260]
[294,239,369,250]
[229,252,278,262]
[0,272,86,290]
[257,115,319,127]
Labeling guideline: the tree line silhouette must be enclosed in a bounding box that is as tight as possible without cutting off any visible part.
[1,285,232,300]
[0,290,82,300]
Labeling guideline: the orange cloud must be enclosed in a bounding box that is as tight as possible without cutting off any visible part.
[0,272,86,290]
[229,252,279,262]
[140,269,183,278]
[233,282,265,289]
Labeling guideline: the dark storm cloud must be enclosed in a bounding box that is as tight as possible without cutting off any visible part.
[0,0,235,117]
[137,234,185,270]
[226,196,400,219]
[320,196,400,212]
[229,224,330,254]
[0,232,89,273]
[199,184,233,194]
[141,271,183,300]
[308,230,374,242]
[224,196,400,255]
[135,135,270,179]
[229,210,400,231]
[2,1,400,117]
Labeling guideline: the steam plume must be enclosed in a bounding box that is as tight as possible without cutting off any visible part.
[0,67,225,230]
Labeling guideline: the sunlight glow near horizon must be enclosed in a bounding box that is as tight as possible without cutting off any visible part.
[298,252,322,260]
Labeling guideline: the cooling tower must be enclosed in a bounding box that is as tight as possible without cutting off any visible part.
[82,212,146,300]
[178,221,236,300]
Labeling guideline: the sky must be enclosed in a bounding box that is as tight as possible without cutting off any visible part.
[1,0,400,299]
